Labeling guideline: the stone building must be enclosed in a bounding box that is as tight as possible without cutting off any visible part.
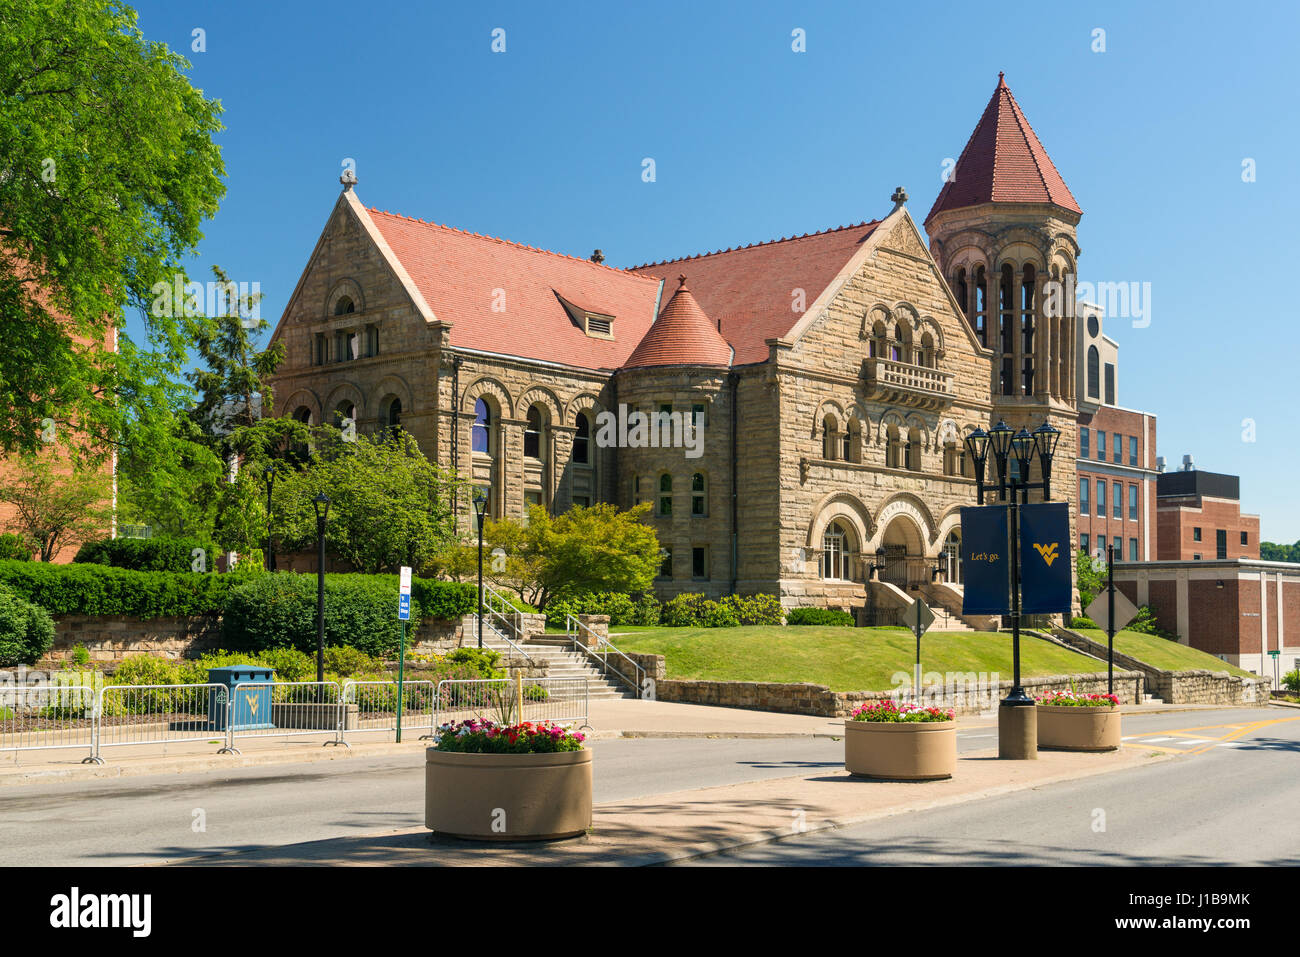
[267,74,1092,619]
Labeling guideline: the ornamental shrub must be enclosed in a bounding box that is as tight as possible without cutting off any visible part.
[0,559,233,618]
[1068,616,1098,630]
[0,533,33,562]
[1281,669,1299,693]
[74,536,220,573]
[718,594,784,626]
[659,593,717,627]
[0,584,56,666]
[786,607,855,627]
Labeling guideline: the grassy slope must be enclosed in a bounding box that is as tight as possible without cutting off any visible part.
[1077,628,1255,678]
[609,626,1105,692]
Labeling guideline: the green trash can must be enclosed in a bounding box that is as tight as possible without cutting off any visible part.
[208,665,275,731]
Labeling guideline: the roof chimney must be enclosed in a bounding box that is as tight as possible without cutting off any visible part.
[590,249,605,265]
[1182,454,1195,472]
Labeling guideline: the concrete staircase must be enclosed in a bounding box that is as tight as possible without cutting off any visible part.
[478,632,638,700]
[926,603,977,632]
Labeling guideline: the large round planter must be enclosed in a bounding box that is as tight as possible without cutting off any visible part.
[1036,706,1121,752]
[844,719,957,780]
[425,747,592,841]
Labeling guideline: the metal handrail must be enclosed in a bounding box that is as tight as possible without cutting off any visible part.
[470,612,536,667]
[565,613,644,698]
[477,583,537,666]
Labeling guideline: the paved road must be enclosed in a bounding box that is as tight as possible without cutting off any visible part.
[1,708,1289,866]
[683,709,1300,866]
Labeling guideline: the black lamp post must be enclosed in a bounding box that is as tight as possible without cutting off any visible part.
[963,418,1060,757]
[869,546,887,581]
[312,493,330,689]
[263,464,278,572]
[472,487,487,649]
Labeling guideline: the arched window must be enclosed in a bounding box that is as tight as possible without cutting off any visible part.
[1087,346,1100,399]
[821,521,851,581]
[333,401,356,431]
[845,418,862,464]
[905,429,922,472]
[292,406,313,426]
[290,406,313,461]
[691,472,707,516]
[524,405,545,460]
[1021,264,1036,395]
[919,332,936,368]
[658,474,672,516]
[885,425,901,469]
[975,265,988,346]
[383,397,402,436]
[573,413,590,464]
[955,268,969,320]
[822,414,838,460]
[334,296,355,316]
[942,530,963,584]
[943,441,958,476]
[890,323,907,362]
[869,319,887,358]
[472,398,491,453]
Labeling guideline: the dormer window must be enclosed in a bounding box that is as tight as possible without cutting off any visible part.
[584,314,613,339]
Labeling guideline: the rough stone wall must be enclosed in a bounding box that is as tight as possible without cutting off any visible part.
[1148,671,1271,707]
[654,669,1145,718]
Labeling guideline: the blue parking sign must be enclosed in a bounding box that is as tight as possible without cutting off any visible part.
[398,593,411,621]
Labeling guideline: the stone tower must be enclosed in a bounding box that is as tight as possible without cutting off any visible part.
[925,73,1081,505]
[925,73,1082,611]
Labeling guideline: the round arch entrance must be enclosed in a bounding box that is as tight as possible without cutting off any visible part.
[878,515,926,590]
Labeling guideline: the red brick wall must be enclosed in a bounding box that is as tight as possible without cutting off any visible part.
[1188,578,1241,655]
[1158,497,1260,561]
[1076,406,1154,563]
[1147,579,1177,634]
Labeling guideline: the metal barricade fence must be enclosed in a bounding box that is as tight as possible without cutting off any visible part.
[1,671,101,763]
[341,679,437,740]
[95,683,230,762]
[225,681,347,751]
[434,676,589,732]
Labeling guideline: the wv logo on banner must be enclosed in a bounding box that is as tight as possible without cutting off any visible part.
[960,505,1010,615]
[1019,502,1072,614]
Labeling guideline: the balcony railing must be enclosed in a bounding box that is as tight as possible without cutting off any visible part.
[862,358,955,409]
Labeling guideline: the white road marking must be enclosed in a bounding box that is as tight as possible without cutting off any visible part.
[1179,739,1213,745]
[1140,737,1174,743]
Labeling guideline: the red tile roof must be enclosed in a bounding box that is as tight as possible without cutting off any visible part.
[623,276,733,369]
[629,220,881,365]
[365,208,663,371]
[925,73,1081,225]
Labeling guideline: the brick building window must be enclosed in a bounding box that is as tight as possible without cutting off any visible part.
[1216,529,1227,560]
[1080,428,1089,457]
[1097,430,1106,461]
[1113,536,1122,555]
[1087,345,1100,399]
[1096,480,1105,517]
[1081,533,1089,554]
[1079,477,1089,514]
[1193,527,1201,542]
[1129,538,1138,561]
[1112,435,1122,463]
[1112,483,1122,519]
[1241,531,1249,546]
[573,413,590,464]
[1129,436,1138,467]
[1104,363,1115,405]
[1128,484,1138,520]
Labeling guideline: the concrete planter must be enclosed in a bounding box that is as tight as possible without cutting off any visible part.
[844,719,957,780]
[424,747,592,841]
[1036,705,1121,752]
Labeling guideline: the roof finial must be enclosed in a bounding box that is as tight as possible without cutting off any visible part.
[997,71,1006,87]
[340,168,358,191]
[678,273,688,288]
[590,248,605,264]
[890,186,908,212]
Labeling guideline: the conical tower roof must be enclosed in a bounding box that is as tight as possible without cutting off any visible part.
[926,73,1081,225]
[623,275,733,369]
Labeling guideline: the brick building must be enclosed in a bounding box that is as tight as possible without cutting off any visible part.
[1074,304,1159,563]
[267,75,1091,617]
[1155,465,1260,561]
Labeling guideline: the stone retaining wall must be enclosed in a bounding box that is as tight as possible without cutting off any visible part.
[1052,627,1271,707]
[654,668,1145,718]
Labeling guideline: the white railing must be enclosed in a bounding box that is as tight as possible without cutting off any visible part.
[0,672,101,762]
[864,358,955,397]
[341,679,437,739]
[565,614,645,698]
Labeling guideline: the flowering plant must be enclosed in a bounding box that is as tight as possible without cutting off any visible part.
[850,700,954,723]
[431,719,586,754]
[1036,690,1119,708]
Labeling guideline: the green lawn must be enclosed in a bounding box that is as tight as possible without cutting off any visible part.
[606,625,1106,692]
[1077,629,1255,677]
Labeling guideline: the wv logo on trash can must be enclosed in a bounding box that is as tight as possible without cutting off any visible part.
[245,692,260,717]
[1031,542,1060,566]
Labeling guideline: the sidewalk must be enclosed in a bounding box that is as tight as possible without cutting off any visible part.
[165,744,1174,867]
[0,698,1247,788]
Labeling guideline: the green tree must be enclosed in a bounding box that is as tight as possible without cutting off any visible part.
[1076,549,1105,611]
[1260,540,1300,563]
[447,502,660,610]
[272,429,457,574]
[0,451,113,561]
[0,0,225,456]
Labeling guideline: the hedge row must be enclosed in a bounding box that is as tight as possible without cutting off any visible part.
[0,584,56,666]
[74,536,221,573]
[0,560,477,626]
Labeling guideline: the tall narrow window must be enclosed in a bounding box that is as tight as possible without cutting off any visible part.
[1128,484,1138,520]
[1081,533,1090,554]
[1079,477,1089,514]
[692,546,709,580]
[1112,482,1122,519]
[890,323,905,362]
[1129,538,1138,562]
[1021,264,1035,394]
[472,399,491,454]
[955,269,969,320]
[1087,346,1100,399]
[999,264,1015,395]
[821,522,849,580]
[314,333,327,366]
[1216,529,1227,560]
[1097,430,1106,461]
[574,413,590,464]
[524,405,543,459]
[691,472,707,516]
[1129,436,1138,467]
[975,266,988,346]
[870,320,887,359]
[1080,427,1090,458]
[384,397,402,434]
[919,332,936,368]
[1104,364,1116,405]
[659,548,673,579]
[1096,480,1105,517]
[822,415,838,460]
[886,426,901,469]
[658,474,672,516]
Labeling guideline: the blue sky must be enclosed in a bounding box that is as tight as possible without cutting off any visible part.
[128,0,1300,541]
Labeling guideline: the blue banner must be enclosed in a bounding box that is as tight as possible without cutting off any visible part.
[1019,502,1073,614]
[960,505,1010,615]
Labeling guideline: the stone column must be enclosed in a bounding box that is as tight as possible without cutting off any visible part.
[499,417,526,520]
[550,425,576,512]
